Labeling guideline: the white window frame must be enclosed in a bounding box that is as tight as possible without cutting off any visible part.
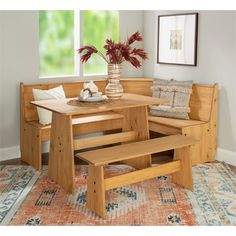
[74,10,80,76]
[39,10,118,80]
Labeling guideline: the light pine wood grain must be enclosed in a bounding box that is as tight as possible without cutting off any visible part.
[182,123,209,165]
[20,79,218,173]
[105,161,181,190]
[172,146,193,191]
[30,93,167,116]
[48,112,75,194]
[149,116,206,128]
[82,134,198,219]
[87,165,106,218]
[20,122,42,170]
[120,106,151,169]
[148,83,218,164]
[79,135,198,166]
[207,84,218,161]
[149,121,181,135]
[22,78,152,122]
[21,111,124,170]
[74,130,136,150]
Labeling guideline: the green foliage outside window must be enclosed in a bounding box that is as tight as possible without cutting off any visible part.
[83,11,119,75]
[39,11,74,77]
[39,10,119,77]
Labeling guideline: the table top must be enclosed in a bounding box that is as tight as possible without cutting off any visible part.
[30,93,167,116]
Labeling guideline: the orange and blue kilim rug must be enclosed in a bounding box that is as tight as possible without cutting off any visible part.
[1,163,236,225]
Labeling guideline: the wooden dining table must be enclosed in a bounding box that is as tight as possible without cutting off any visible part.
[31,93,166,194]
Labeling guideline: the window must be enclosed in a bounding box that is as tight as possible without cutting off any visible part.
[83,11,119,75]
[39,11,74,77]
[39,10,119,78]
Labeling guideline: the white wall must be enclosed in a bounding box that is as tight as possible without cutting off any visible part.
[0,10,144,160]
[0,11,39,152]
[0,11,40,159]
[143,10,236,161]
[119,10,144,77]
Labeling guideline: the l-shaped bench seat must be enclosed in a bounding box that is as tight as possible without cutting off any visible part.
[148,115,210,165]
[121,78,218,165]
[20,78,218,169]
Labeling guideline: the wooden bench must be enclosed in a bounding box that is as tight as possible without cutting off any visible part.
[120,79,218,165]
[79,134,198,218]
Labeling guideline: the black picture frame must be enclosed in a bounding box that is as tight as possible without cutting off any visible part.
[157,13,198,66]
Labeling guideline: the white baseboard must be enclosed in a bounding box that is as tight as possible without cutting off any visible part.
[216,148,236,166]
[0,145,20,162]
[0,142,50,162]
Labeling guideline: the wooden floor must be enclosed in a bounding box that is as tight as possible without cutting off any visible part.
[1,153,236,174]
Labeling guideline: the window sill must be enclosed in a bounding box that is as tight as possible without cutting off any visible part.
[39,74,107,81]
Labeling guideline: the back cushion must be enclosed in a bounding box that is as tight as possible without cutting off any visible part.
[151,79,215,122]
[32,85,66,125]
[151,78,193,120]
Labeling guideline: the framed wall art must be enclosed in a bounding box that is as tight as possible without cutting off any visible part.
[157,13,198,66]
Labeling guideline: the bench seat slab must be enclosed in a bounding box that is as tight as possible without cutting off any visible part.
[79,135,198,166]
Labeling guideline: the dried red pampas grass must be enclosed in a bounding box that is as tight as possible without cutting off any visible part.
[78,31,148,68]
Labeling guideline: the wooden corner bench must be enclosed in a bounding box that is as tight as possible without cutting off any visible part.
[20,78,218,170]
[79,134,198,219]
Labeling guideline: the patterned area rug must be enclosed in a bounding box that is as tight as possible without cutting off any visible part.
[0,166,40,225]
[0,163,236,225]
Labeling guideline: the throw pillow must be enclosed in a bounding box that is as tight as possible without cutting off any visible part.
[150,105,190,120]
[151,78,193,119]
[32,85,66,125]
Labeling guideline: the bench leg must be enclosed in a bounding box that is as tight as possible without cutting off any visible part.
[21,123,42,171]
[122,106,151,169]
[182,124,209,165]
[87,165,106,219]
[172,146,193,191]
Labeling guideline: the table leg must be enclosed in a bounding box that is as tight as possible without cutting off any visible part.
[48,112,75,195]
[122,106,151,169]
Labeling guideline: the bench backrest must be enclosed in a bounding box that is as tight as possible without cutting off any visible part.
[20,78,217,123]
[121,79,217,122]
[20,80,107,122]
[189,83,218,122]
